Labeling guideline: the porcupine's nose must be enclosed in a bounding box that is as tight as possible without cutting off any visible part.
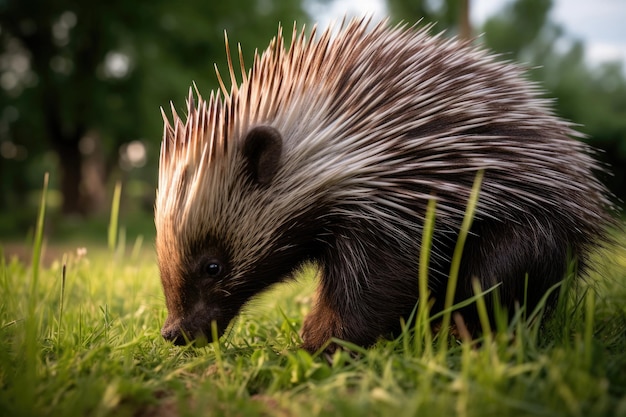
[161,322,186,345]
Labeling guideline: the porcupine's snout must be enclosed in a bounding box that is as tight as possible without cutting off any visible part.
[161,318,186,345]
[161,304,229,346]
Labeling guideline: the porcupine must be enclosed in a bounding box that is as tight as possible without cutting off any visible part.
[155,18,614,353]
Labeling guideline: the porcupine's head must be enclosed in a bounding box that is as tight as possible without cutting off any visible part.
[155,21,344,345]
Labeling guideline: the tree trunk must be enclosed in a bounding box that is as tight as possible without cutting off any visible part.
[459,0,472,40]
[43,85,88,216]
[53,138,85,215]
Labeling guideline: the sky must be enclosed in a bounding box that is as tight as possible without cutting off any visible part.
[308,0,626,71]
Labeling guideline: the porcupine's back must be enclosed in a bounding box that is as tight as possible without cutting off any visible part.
[268,19,611,277]
[156,18,614,350]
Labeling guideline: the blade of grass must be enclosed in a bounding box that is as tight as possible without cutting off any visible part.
[108,181,122,253]
[211,320,227,385]
[439,170,484,352]
[130,235,144,262]
[471,278,492,337]
[30,172,49,300]
[18,173,49,414]
[116,226,126,260]
[417,198,437,356]
[583,289,595,368]
[57,257,67,346]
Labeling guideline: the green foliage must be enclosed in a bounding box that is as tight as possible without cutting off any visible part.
[386,0,466,34]
[482,0,553,56]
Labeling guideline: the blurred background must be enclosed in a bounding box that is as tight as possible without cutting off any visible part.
[1,0,624,244]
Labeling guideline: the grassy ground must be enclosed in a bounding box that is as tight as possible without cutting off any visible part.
[1,202,626,416]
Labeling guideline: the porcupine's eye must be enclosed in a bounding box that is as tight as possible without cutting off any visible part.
[204,259,224,278]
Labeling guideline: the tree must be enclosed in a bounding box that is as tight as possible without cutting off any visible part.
[386,0,470,38]
[0,0,308,215]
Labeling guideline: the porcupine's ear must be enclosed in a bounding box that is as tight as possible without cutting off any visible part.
[242,125,283,186]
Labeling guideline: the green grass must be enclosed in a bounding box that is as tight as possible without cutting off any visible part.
[1,187,626,416]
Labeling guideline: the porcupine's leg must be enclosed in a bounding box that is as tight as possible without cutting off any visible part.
[451,218,571,329]
[301,233,418,353]
[302,286,384,354]
[301,289,344,354]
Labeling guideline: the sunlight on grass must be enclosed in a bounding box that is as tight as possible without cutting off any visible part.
[0,180,625,417]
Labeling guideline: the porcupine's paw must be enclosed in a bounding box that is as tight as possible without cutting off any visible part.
[301,300,343,355]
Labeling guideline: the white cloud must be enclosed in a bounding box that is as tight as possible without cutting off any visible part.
[307,0,387,28]
[586,42,626,66]
[551,0,626,68]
